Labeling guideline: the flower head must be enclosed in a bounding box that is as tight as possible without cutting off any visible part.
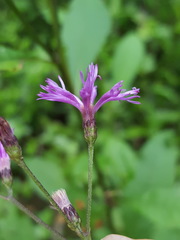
[38,63,140,142]
[38,63,140,118]
[0,141,12,187]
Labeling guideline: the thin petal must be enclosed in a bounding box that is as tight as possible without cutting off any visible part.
[80,71,85,84]
[37,78,83,111]
[94,83,140,112]
[58,76,66,90]
[80,63,100,107]
[0,141,10,172]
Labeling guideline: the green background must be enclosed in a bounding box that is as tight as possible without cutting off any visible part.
[0,0,179,239]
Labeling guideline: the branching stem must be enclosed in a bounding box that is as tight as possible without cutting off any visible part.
[0,194,66,240]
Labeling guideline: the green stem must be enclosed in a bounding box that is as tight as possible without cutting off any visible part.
[0,194,66,240]
[18,161,61,211]
[86,142,94,239]
[17,160,85,240]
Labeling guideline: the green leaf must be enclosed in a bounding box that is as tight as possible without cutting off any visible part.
[153,228,180,240]
[111,207,124,232]
[97,132,137,186]
[27,157,67,194]
[62,0,112,92]
[133,187,180,229]
[0,199,36,240]
[140,53,156,73]
[0,46,25,61]
[0,46,25,72]
[0,61,23,72]
[112,33,145,88]
[125,131,178,197]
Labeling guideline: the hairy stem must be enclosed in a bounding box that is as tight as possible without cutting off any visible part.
[0,194,66,240]
[18,160,61,212]
[17,160,85,239]
[86,142,94,239]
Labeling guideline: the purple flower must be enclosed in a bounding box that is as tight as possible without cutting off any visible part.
[0,141,12,186]
[37,63,140,123]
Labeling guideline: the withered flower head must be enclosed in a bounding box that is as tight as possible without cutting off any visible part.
[52,189,80,224]
[0,117,22,163]
[0,117,17,147]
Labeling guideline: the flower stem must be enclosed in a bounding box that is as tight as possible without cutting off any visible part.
[18,160,60,211]
[17,160,85,239]
[0,194,66,240]
[86,142,94,239]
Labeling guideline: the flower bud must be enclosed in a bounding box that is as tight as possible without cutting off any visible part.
[52,189,80,225]
[52,189,84,237]
[0,117,22,163]
[0,141,12,188]
[83,118,97,144]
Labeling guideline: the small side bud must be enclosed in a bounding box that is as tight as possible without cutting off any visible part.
[83,119,97,144]
[52,189,80,224]
[52,189,82,234]
[0,117,22,163]
[0,141,12,188]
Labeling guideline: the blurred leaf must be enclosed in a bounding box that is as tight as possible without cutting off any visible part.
[125,131,178,197]
[68,152,88,186]
[62,0,112,92]
[122,207,153,239]
[108,0,122,18]
[111,207,124,232]
[95,228,111,240]
[153,83,178,103]
[0,199,36,240]
[133,187,180,229]
[153,228,180,240]
[0,61,23,72]
[27,157,67,194]
[112,33,145,88]
[0,46,25,72]
[140,54,156,73]
[97,132,138,186]
[154,110,180,124]
[0,46,26,61]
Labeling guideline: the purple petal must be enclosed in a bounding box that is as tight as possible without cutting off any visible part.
[80,63,100,108]
[37,78,83,111]
[94,83,141,112]
[58,76,66,90]
[0,141,10,172]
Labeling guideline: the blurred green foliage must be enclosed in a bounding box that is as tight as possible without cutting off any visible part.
[0,0,179,240]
